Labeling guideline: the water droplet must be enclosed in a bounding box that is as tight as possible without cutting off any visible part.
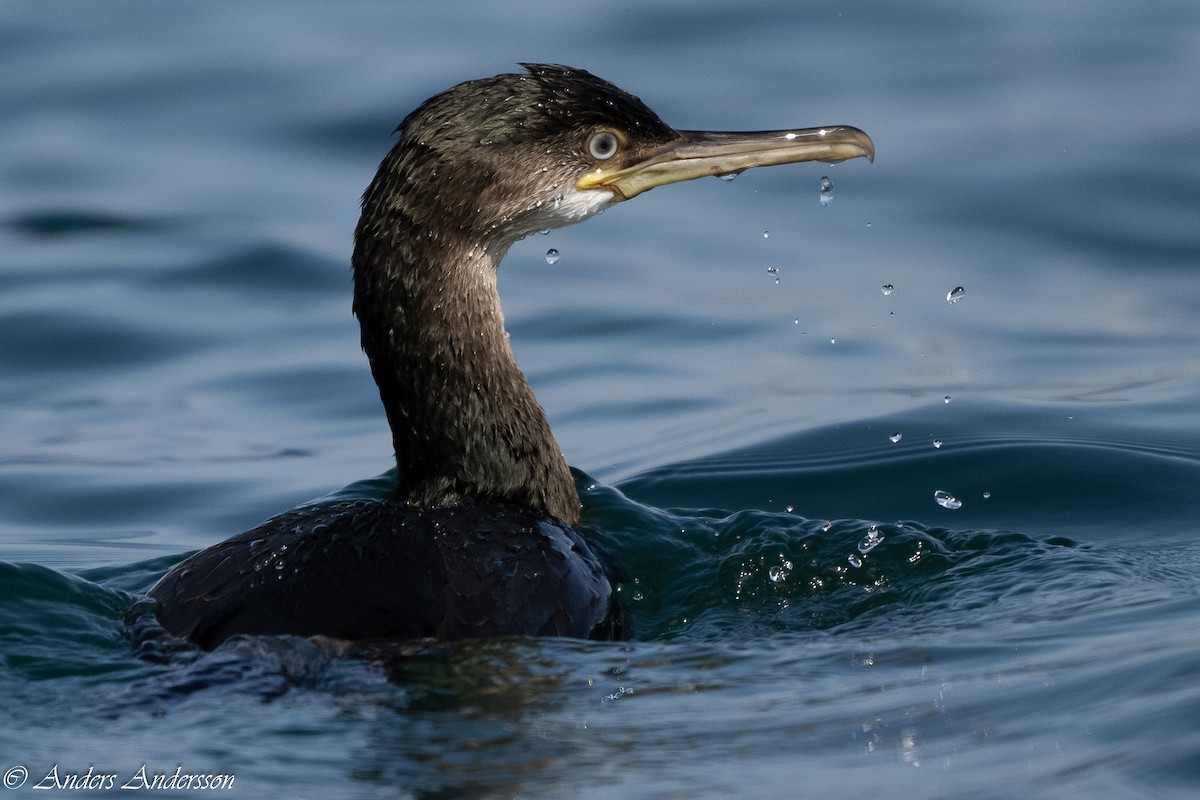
[934,490,962,510]
[819,176,833,206]
[785,505,794,513]
[943,395,952,404]
[946,286,966,303]
[545,248,560,265]
[602,686,634,703]
[866,221,872,228]
[717,172,738,182]
[767,266,779,275]
[822,522,833,532]
[830,337,836,345]
[889,432,902,443]
[538,228,550,236]
[763,230,769,239]
[857,526,884,554]
[983,491,991,499]
[881,284,894,295]
[848,553,863,568]
[768,562,792,583]
[932,439,943,449]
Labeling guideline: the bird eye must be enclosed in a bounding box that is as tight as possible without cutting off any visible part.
[587,130,620,161]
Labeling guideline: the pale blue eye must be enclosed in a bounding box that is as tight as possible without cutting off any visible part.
[587,131,619,160]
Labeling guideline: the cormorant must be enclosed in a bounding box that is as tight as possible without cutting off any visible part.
[148,64,874,649]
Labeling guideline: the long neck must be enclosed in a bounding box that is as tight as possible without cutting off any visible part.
[352,205,580,526]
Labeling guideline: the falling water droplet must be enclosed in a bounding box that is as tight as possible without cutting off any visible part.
[545,248,560,265]
[946,286,966,303]
[943,395,952,404]
[819,176,833,206]
[866,221,872,228]
[983,491,992,499]
[786,505,794,513]
[934,490,963,510]
[881,284,894,295]
[933,439,943,449]
[830,337,836,345]
[763,230,770,239]
[766,266,780,284]
[889,432,902,443]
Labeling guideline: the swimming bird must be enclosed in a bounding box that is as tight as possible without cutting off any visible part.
[148,64,874,649]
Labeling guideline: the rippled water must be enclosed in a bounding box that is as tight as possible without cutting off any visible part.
[3,2,1200,798]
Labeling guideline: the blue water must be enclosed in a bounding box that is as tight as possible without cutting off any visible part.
[3,2,1200,797]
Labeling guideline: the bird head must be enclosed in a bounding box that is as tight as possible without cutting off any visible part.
[368,64,874,246]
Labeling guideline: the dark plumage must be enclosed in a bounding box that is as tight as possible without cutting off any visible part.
[148,64,873,648]
[151,501,615,649]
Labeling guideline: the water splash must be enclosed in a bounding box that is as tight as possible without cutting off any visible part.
[934,490,962,510]
[602,686,634,703]
[857,526,884,554]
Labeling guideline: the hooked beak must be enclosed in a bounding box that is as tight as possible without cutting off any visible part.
[575,126,874,201]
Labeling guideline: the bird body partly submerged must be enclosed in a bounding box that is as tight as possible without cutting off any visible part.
[150,500,617,650]
[148,64,873,648]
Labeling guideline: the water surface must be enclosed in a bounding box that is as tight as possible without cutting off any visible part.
[2,2,1199,798]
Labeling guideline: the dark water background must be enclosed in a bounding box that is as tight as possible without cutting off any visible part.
[2,2,1199,798]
